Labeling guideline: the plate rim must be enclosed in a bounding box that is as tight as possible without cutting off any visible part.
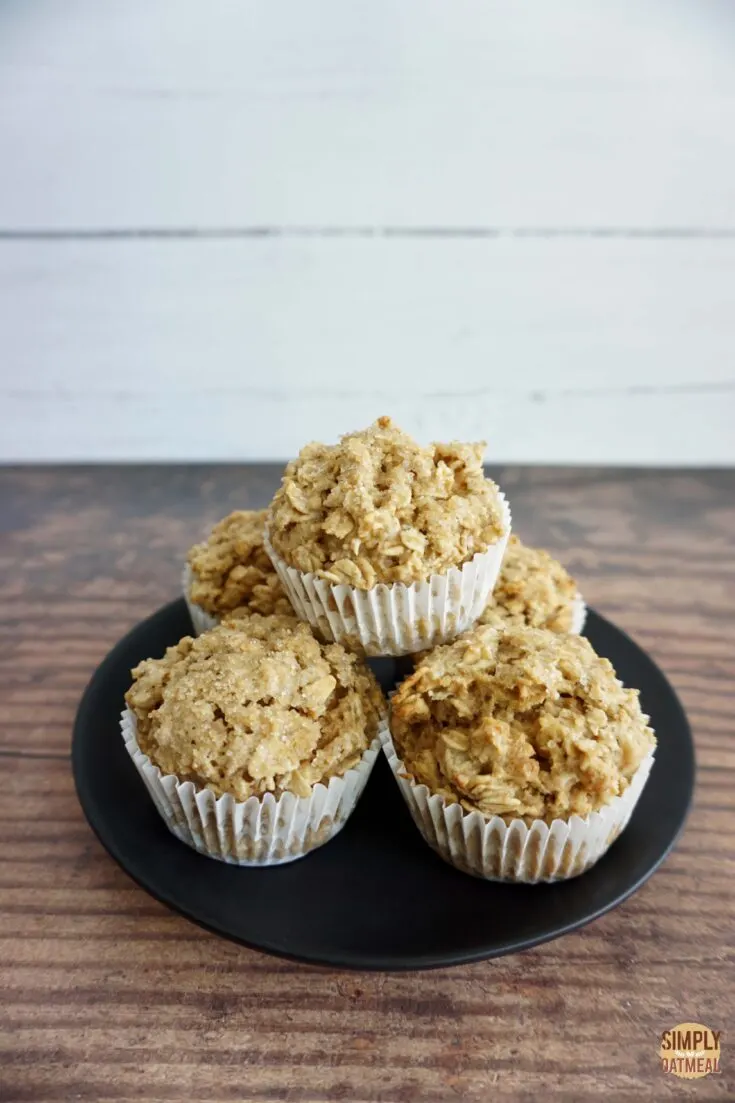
[72,599,695,972]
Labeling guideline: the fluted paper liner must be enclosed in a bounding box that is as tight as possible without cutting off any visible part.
[263,493,511,657]
[380,726,654,883]
[183,564,219,636]
[186,567,584,644]
[121,708,385,866]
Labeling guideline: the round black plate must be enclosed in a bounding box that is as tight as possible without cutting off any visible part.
[73,601,694,971]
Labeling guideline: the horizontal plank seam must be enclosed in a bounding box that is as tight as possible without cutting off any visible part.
[3,226,735,241]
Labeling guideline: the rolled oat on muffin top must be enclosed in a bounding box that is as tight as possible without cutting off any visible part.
[390,625,655,823]
[125,613,385,802]
[187,509,292,617]
[477,536,578,633]
[266,416,506,588]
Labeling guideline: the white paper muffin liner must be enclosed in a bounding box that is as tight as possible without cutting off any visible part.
[121,707,386,866]
[185,567,584,645]
[263,493,511,657]
[380,726,654,883]
[182,564,220,636]
[570,593,587,635]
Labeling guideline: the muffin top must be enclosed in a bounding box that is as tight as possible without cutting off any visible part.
[477,536,578,633]
[267,416,505,588]
[390,625,655,822]
[125,614,385,801]
[187,509,292,617]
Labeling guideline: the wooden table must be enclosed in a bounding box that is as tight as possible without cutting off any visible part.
[1,465,732,1102]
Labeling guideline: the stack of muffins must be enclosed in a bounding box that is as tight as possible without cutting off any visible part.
[124,417,655,880]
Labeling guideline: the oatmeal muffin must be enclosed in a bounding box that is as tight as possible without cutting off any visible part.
[385,625,656,881]
[268,416,505,587]
[127,614,384,800]
[265,417,511,656]
[476,536,582,634]
[122,615,386,865]
[186,510,292,630]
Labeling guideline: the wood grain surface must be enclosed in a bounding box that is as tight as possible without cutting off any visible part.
[0,465,732,1102]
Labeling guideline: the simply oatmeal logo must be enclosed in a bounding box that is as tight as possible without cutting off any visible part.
[659,1023,722,1079]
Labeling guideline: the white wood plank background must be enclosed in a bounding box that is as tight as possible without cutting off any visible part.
[3,0,735,229]
[0,0,733,462]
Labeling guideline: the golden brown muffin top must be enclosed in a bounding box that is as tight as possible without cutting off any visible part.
[477,536,578,632]
[390,625,655,823]
[187,509,292,617]
[125,614,385,801]
[267,416,505,588]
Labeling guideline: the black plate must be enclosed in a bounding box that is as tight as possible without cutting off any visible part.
[73,601,694,971]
